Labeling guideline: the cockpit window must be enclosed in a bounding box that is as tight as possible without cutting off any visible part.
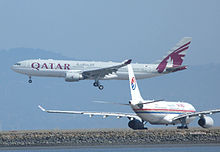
[14,63,21,66]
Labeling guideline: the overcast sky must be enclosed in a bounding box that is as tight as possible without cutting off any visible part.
[0,0,219,65]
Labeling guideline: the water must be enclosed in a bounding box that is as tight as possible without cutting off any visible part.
[1,145,220,152]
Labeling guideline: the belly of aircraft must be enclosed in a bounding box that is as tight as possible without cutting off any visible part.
[18,68,161,80]
[136,112,195,125]
[20,68,66,77]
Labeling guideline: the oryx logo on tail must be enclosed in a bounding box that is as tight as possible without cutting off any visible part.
[156,37,192,73]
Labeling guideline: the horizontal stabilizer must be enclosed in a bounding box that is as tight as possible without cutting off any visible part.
[165,65,187,73]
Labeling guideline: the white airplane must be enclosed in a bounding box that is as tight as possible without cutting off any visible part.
[12,37,191,90]
[39,64,220,129]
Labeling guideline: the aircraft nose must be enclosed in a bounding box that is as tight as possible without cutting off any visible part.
[11,65,16,71]
[11,64,19,72]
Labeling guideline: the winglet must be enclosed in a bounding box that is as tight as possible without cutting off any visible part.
[123,59,132,65]
[38,105,46,112]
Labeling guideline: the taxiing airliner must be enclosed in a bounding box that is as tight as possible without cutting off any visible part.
[39,64,220,129]
[12,37,191,90]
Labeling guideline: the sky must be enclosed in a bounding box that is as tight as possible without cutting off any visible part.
[0,0,220,130]
[0,0,220,65]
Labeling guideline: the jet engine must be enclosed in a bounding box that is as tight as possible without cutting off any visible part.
[128,119,145,130]
[198,116,214,128]
[65,72,83,82]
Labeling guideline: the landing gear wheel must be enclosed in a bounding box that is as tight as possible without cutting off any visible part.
[177,125,188,129]
[184,126,188,129]
[98,85,104,90]
[177,126,182,129]
[93,80,104,90]
[93,82,98,87]
[28,76,32,83]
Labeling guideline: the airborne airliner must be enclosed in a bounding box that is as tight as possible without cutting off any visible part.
[12,37,191,90]
[39,64,220,129]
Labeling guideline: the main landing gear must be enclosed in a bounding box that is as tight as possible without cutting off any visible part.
[177,118,188,129]
[177,125,188,129]
[93,80,104,90]
[28,76,32,83]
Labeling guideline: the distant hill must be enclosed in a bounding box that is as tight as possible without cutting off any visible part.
[0,47,72,69]
[0,48,73,80]
[0,48,220,130]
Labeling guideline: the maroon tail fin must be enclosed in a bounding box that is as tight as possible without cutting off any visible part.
[156,37,192,73]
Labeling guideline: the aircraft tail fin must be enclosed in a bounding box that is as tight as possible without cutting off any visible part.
[127,64,143,105]
[156,37,192,73]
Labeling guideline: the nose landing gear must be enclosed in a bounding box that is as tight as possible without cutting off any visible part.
[28,76,32,83]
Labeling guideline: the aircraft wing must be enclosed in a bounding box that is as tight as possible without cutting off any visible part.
[82,59,131,79]
[38,105,139,120]
[173,109,220,121]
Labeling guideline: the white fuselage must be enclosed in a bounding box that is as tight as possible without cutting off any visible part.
[11,59,164,80]
[131,101,196,125]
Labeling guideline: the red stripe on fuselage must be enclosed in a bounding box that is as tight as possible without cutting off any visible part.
[134,108,195,113]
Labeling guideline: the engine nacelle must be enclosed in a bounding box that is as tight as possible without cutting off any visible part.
[128,119,145,130]
[65,72,83,82]
[198,116,214,128]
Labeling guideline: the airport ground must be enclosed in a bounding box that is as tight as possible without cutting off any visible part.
[0,127,219,149]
